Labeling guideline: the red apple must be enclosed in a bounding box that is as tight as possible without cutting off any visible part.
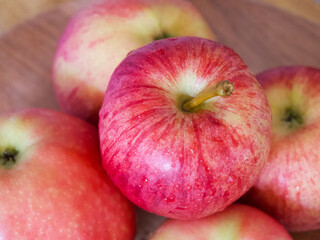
[243,66,320,232]
[0,108,135,239]
[52,0,215,124]
[99,37,272,219]
[150,204,292,240]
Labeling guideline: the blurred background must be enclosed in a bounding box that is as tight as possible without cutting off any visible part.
[0,0,319,239]
[0,0,319,35]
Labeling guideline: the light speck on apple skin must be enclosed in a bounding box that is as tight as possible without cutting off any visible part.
[99,37,272,219]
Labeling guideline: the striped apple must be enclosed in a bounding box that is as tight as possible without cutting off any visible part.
[243,66,320,231]
[53,0,215,123]
[99,37,272,219]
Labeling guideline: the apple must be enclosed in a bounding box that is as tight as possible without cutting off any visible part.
[52,0,215,124]
[99,37,272,219]
[0,108,135,239]
[150,204,293,240]
[242,66,320,232]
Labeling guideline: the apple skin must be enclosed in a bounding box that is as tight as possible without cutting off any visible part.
[150,204,293,240]
[52,0,215,124]
[242,66,320,232]
[99,37,272,219]
[0,109,135,239]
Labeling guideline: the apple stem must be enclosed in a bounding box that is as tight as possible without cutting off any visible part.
[182,80,234,112]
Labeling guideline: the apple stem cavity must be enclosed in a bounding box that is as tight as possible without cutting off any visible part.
[282,107,303,128]
[182,80,234,112]
[0,147,19,168]
[154,31,173,41]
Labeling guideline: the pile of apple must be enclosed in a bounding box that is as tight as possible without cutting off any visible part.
[1,0,319,239]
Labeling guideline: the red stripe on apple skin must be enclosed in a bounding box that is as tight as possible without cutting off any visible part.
[93,0,148,19]
[109,85,169,101]
[257,66,318,87]
[57,0,145,56]
[87,0,205,20]
[99,37,271,219]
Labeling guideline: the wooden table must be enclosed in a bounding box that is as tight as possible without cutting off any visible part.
[0,0,319,239]
[1,0,320,35]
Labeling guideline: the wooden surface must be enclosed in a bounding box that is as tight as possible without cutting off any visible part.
[0,0,69,34]
[255,0,320,25]
[0,0,320,239]
[0,0,320,35]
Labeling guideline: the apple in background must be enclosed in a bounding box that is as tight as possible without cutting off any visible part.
[0,109,135,239]
[99,37,271,219]
[242,66,320,232]
[52,0,215,124]
[150,204,293,240]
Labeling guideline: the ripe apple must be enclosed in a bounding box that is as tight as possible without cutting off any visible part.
[243,66,320,232]
[52,0,215,124]
[150,204,293,240]
[0,108,135,239]
[99,37,272,219]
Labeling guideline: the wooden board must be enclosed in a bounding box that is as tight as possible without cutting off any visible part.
[0,0,319,239]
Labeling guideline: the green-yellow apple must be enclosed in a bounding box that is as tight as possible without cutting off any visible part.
[0,108,135,239]
[99,37,272,219]
[150,204,292,240]
[53,0,215,124]
[243,66,320,232]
